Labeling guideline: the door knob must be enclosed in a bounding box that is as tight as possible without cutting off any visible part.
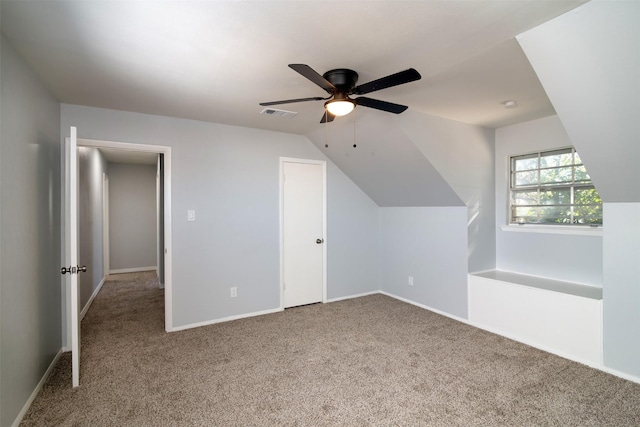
[316,238,324,244]
[60,265,88,275]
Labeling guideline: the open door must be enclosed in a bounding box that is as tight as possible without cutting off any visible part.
[62,126,85,387]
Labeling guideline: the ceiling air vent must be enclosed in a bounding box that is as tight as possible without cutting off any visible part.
[260,108,297,119]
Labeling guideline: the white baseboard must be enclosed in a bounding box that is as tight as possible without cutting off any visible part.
[12,349,63,427]
[80,277,105,321]
[109,266,157,274]
[325,290,379,303]
[381,290,640,385]
[169,307,283,332]
[380,291,470,325]
[597,365,640,385]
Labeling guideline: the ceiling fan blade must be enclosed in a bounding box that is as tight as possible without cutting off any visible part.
[289,64,336,93]
[352,68,421,95]
[355,97,409,114]
[320,111,335,124]
[259,97,327,106]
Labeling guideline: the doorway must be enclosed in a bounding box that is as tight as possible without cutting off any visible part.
[76,138,173,331]
[280,158,327,308]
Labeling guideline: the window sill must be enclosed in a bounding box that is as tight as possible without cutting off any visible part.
[500,224,603,236]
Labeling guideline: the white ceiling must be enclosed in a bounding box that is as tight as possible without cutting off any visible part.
[1,1,586,136]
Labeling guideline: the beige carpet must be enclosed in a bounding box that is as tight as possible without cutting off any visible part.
[21,272,640,426]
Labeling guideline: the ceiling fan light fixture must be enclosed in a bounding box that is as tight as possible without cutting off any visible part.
[325,99,355,117]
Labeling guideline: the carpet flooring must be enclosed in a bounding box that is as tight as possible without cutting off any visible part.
[21,272,640,426]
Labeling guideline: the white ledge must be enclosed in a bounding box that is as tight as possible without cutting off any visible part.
[470,270,602,300]
[500,224,603,236]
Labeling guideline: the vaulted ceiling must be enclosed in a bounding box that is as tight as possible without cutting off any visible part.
[1,1,586,135]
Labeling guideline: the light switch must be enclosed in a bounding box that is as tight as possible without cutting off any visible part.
[187,210,196,221]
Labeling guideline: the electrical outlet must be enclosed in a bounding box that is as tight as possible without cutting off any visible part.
[408,276,414,286]
[230,287,237,298]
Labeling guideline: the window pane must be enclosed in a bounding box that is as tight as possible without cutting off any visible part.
[575,187,602,205]
[513,171,537,187]
[509,147,601,226]
[513,154,538,171]
[540,167,572,185]
[512,190,538,205]
[574,165,591,183]
[540,188,571,205]
[573,205,603,225]
[540,149,572,168]
[513,206,538,223]
[538,206,572,224]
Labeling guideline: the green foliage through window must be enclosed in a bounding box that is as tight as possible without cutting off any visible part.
[509,147,602,225]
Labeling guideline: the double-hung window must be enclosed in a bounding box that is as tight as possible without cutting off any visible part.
[509,147,602,225]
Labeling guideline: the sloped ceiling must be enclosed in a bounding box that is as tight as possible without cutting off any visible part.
[306,112,463,207]
[518,1,640,202]
[1,0,584,135]
[1,0,589,208]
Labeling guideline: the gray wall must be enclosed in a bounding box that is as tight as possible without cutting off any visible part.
[495,116,603,286]
[517,1,640,377]
[108,162,157,272]
[306,109,496,277]
[397,110,496,273]
[61,104,380,330]
[517,0,640,203]
[380,207,469,318]
[78,147,107,308]
[0,36,61,427]
[305,112,463,208]
[326,163,380,299]
[603,203,640,376]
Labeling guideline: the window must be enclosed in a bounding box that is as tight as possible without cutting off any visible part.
[509,147,602,225]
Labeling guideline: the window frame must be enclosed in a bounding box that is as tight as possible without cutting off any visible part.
[507,146,603,227]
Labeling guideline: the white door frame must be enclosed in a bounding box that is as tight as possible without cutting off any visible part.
[64,127,80,387]
[78,138,174,332]
[279,157,327,309]
[102,173,109,276]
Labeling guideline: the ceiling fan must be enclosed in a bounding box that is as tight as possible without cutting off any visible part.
[260,64,421,123]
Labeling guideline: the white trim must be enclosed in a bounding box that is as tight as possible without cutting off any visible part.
[109,266,157,274]
[325,290,380,303]
[170,307,283,332]
[11,349,63,427]
[77,137,173,332]
[467,317,607,371]
[80,277,105,321]
[279,157,327,309]
[597,366,640,385]
[380,291,471,325]
[500,224,603,236]
[382,290,639,385]
[102,173,110,277]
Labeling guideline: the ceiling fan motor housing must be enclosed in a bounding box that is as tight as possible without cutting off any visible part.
[322,69,359,94]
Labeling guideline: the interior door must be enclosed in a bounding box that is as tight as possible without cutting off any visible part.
[283,160,325,308]
[64,126,81,387]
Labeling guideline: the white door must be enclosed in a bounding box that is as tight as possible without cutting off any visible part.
[64,126,81,387]
[282,160,325,308]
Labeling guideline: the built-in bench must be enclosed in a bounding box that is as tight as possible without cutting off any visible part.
[468,270,603,365]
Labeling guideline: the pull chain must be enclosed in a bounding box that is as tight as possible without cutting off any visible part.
[352,107,357,148]
[324,111,329,148]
